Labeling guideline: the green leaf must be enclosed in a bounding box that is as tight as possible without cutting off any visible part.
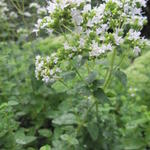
[87,122,99,141]
[52,113,77,125]
[93,88,109,102]
[8,100,19,106]
[86,71,98,84]
[72,55,88,68]
[70,81,91,96]
[40,145,51,150]
[61,71,76,81]
[60,134,79,145]
[123,138,145,150]
[15,130,36,145]
[38,129,52,138]
[0,103,8,110]
[115,69,127,87]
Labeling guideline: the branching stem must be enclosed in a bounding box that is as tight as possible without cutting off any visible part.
[103,48,116,90]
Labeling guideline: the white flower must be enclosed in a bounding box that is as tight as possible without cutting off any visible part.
[79,38,85,48]
[89,41,101,57]
[58,0,69,10]
[36,55,41,61]
[131,93,135,97]
[114,29,124,45]
[46,56,51,63]
[71,9,83,25]
[130,16,146,26]
[69,53,73,58]
[56,68,61,73]
[9,12,18,18]
[33,19,43,35]
[131,8,141,15]
[42,76,50,83]
[49,69,54,75]
[106,43,113,51]
[90,41,113,57]
[73,0,85,6]
[46,29,53,35]
[64,42,71,50]
[37,7,47,15]
[54,57,58,64]
[24,12,32,17]
[78,55,82,60]
[101,44,113,52]
[114,35,123,45]
[133,46,141,56]
[95,4,106,16]
[87,19,93,27]
[128,29,141,41]
[33,28,39,36]
[136,0,147,7]
[29,3,40,9]
[96,28,102,35]
[35,70,40,80]
[44,16,52,22]
[75,26,83,34]
[123,3,130,14]
[85,29,91,36]
[92,16,100,24]
[47,1,57,14]
[82,4,91,13]
[99,35,105,41]
[72,47,77,52]
[36,60,44,71]
[96,24,108,35]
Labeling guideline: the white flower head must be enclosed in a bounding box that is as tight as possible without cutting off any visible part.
[79,37,85,48]
[71,8,83,25]
[64,42,71,50]
[29,3,40,9]
[82,4,91,13]
[128,29,141,41]
[133,46,141,56]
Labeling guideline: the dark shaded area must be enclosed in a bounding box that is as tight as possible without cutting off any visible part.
[142,0,150,38]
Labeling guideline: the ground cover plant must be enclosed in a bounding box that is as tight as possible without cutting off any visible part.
[0,0,150,150]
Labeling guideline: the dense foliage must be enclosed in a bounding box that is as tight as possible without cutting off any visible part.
[0,0,150,150]
[0,0,46,41]
[0,37,150,150]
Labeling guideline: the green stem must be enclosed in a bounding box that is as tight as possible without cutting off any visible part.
[115,54,126,69]
[95,100,99,121]
[86,61,90,74]
[10,0,20,13]
[62,24,73,34]
[76,98,97,133]
[103,48,116,90]
[104,68,109,82]
[58,79,69,88]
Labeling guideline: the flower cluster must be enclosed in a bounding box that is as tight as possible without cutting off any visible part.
[35,0,149,83]
[0,0,9,20]
[35,54,61,83]
[29,2,47,16]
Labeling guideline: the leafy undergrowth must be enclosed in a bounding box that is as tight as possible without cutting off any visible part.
[0,37,65,150]
[126,51,150,106]
[0,37,150,150]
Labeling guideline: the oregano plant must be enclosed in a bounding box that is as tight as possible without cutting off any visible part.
[34,0,149,149]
